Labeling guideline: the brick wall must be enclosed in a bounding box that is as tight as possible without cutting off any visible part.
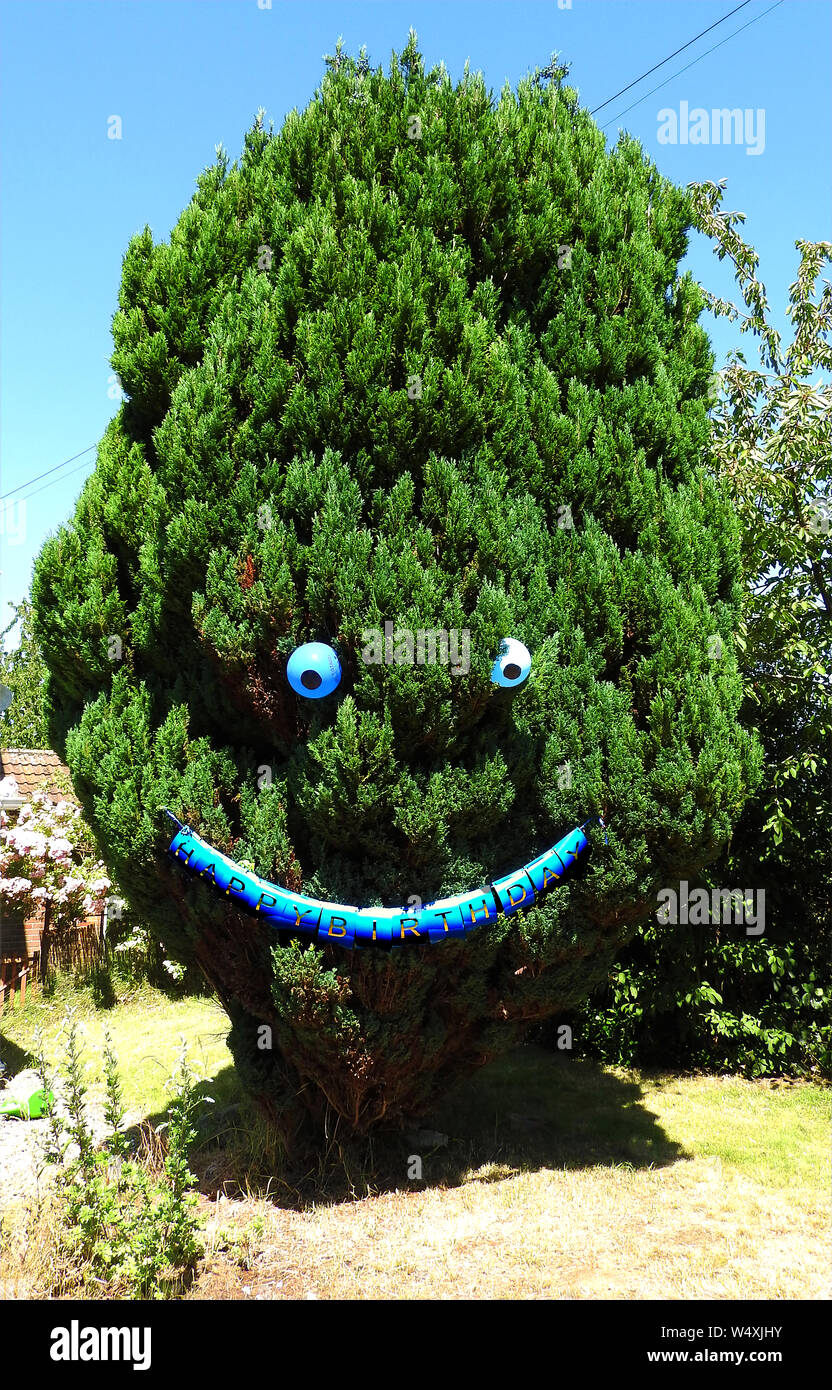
[21,902,48,956]
[1,901,104,968]
[0,906,27,956]
[1,903,47,957]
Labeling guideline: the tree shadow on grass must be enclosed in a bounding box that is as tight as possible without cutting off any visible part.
[0,1033,36,1078]
[426,1046,685,1178]
[144,1044,688,1209]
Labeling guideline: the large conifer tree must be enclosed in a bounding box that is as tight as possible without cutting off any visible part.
[32,37,759,1146]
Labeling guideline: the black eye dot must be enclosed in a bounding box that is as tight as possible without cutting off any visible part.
[301,669,322,690]
[503,663,521,680]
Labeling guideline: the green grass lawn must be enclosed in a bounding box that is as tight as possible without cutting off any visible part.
[639,1072,828,1192]
[2,979,827,1193]
[2,981,828,1299]
[0,977,238,1119]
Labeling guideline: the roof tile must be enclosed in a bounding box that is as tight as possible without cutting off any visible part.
[0,749,79,803]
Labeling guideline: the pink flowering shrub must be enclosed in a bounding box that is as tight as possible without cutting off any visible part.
[0,789,111,934]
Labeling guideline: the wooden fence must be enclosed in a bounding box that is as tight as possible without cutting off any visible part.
[0,954,38,1014]
[47,923,103,973]
[0,922,102,1008]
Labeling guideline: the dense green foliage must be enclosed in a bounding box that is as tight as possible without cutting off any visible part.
[568,906,830,1077]
[0,599,49,748]
[568,189,831,1077]
[692,183,830,865]
[31,38,759,1144]
[101,913,210,996]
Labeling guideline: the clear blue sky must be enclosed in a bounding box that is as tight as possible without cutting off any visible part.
[1,0,830,647]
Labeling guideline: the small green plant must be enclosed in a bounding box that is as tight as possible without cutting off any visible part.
[32,1024,66,1170]
[210,1215,266,1270]
[35,1014,207,1298]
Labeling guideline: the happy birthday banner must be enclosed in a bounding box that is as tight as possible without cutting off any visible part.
[163,811,604,949]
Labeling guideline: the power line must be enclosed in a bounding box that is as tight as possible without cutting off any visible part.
[590,1,753,115]
[16,457,94,504]
[0,1,786,515]
[0,444,96,502]
[601,0,784,130]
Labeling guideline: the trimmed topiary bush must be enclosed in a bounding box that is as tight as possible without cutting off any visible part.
[32,36,760,1150]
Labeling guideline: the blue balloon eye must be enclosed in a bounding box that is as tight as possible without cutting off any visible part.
[287,642,342,698]
[491,637,531,688]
